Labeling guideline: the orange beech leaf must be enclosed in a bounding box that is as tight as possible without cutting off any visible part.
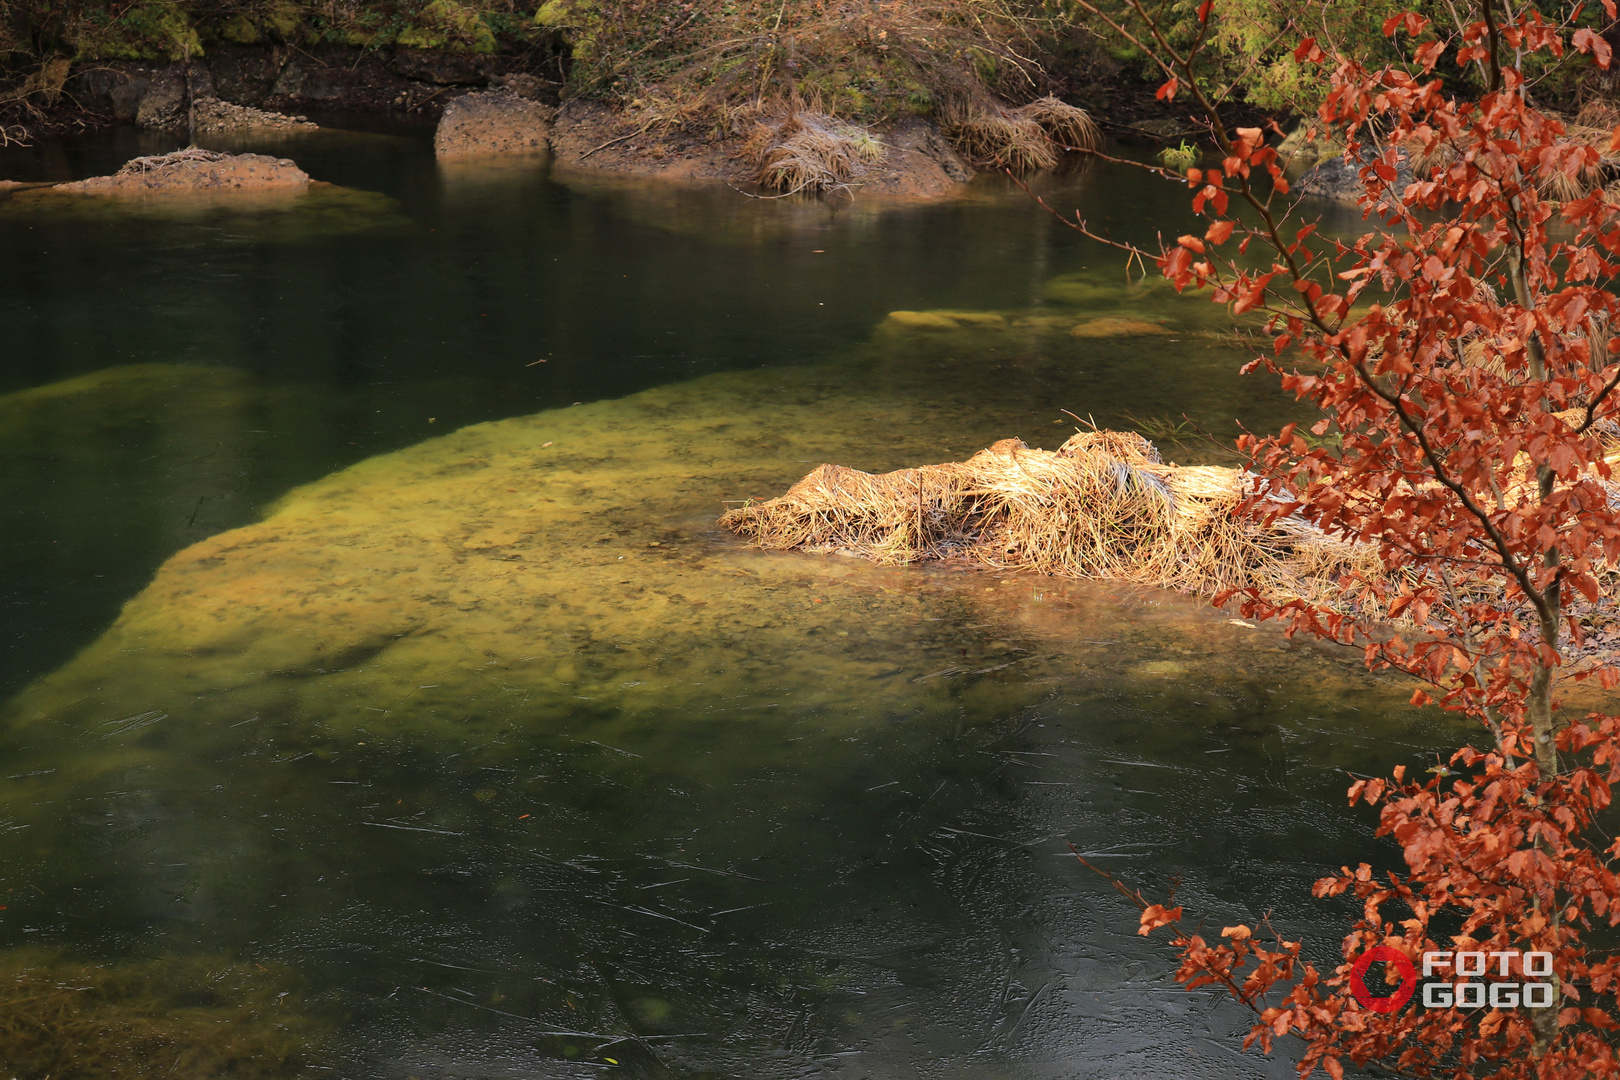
[1139,904,1182,935]
[1574,28,1614,69]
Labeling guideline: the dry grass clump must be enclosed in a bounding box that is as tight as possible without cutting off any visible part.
[751,112,885,193]
[1401,132,1457,177]
[945,106,1058,171]
[0,949,320,1078]
[557,0,1087,124]
[720,430,1377,609]
[944,96,1101,172]
[1576,99,1620,129]
[1537,141,1605,201]
[1018,95,1104,152]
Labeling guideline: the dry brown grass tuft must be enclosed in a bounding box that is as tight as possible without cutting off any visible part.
[1577,99,1620,130]
[943,105,1058,172]
[1538,151,1604,201]
[558,0,1088,126]
[1018,95,1103,152]
[1401,132,1456,177]
[752,112,884,193]
[943,96,1101,171]
[720,430,1379,610]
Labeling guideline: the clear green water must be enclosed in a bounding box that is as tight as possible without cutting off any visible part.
[0,125,1457,1078]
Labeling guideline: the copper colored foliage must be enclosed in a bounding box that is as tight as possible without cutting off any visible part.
[1048,0,1620,1076]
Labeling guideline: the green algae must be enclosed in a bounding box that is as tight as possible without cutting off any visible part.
[0,274,1328,753]
[0,181,406,241]
[1040,272,1172,307]
[2,350,1420,759]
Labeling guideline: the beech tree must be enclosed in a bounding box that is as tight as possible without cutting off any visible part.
[1055,1,1620,1075]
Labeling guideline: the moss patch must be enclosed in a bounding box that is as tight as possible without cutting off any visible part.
[0,179,405,240]
[0,950,321,1079]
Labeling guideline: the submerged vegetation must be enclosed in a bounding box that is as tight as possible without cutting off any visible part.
[0,951,319,1079]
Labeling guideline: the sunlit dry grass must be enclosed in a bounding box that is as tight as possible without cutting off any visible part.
[720,428,1379,610]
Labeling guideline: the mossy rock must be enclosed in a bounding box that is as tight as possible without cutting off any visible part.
[1041,274,1166,307]
[883,310,1008,331]
[1069,316,1172,338]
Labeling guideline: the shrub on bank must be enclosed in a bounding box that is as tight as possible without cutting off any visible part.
[538,0,1098,119]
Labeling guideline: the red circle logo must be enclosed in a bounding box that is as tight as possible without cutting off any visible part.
[1350,946,1418,1012]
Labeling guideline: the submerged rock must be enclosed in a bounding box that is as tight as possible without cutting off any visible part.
[1069,316,1171,337]
[54,148,310,194]
[885,309,1008,330]
[434,89,554,157]
[877,306,1185,343]
[0,949,320,1079]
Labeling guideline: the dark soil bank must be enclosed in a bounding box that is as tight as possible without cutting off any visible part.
[60,44,564,132]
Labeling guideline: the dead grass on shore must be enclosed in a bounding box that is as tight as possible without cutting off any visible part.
[720,430,1377,608]
[750,112,885,193]
[944,96,1102,172]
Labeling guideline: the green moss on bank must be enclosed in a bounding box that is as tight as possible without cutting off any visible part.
[0,1,551,63]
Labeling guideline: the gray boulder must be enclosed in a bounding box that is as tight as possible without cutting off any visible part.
[1296,148,1412,203]
[135,67,187,129]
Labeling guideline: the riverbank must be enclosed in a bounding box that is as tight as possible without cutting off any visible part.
[2,38,1274,200]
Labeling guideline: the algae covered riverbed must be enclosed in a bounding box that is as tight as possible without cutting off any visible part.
[0,127,1456,1077]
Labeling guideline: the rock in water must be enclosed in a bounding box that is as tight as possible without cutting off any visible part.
[55,149,310,194]
[434,90,554,158]
[190,97,316,135]
[1296,147,1411,204]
